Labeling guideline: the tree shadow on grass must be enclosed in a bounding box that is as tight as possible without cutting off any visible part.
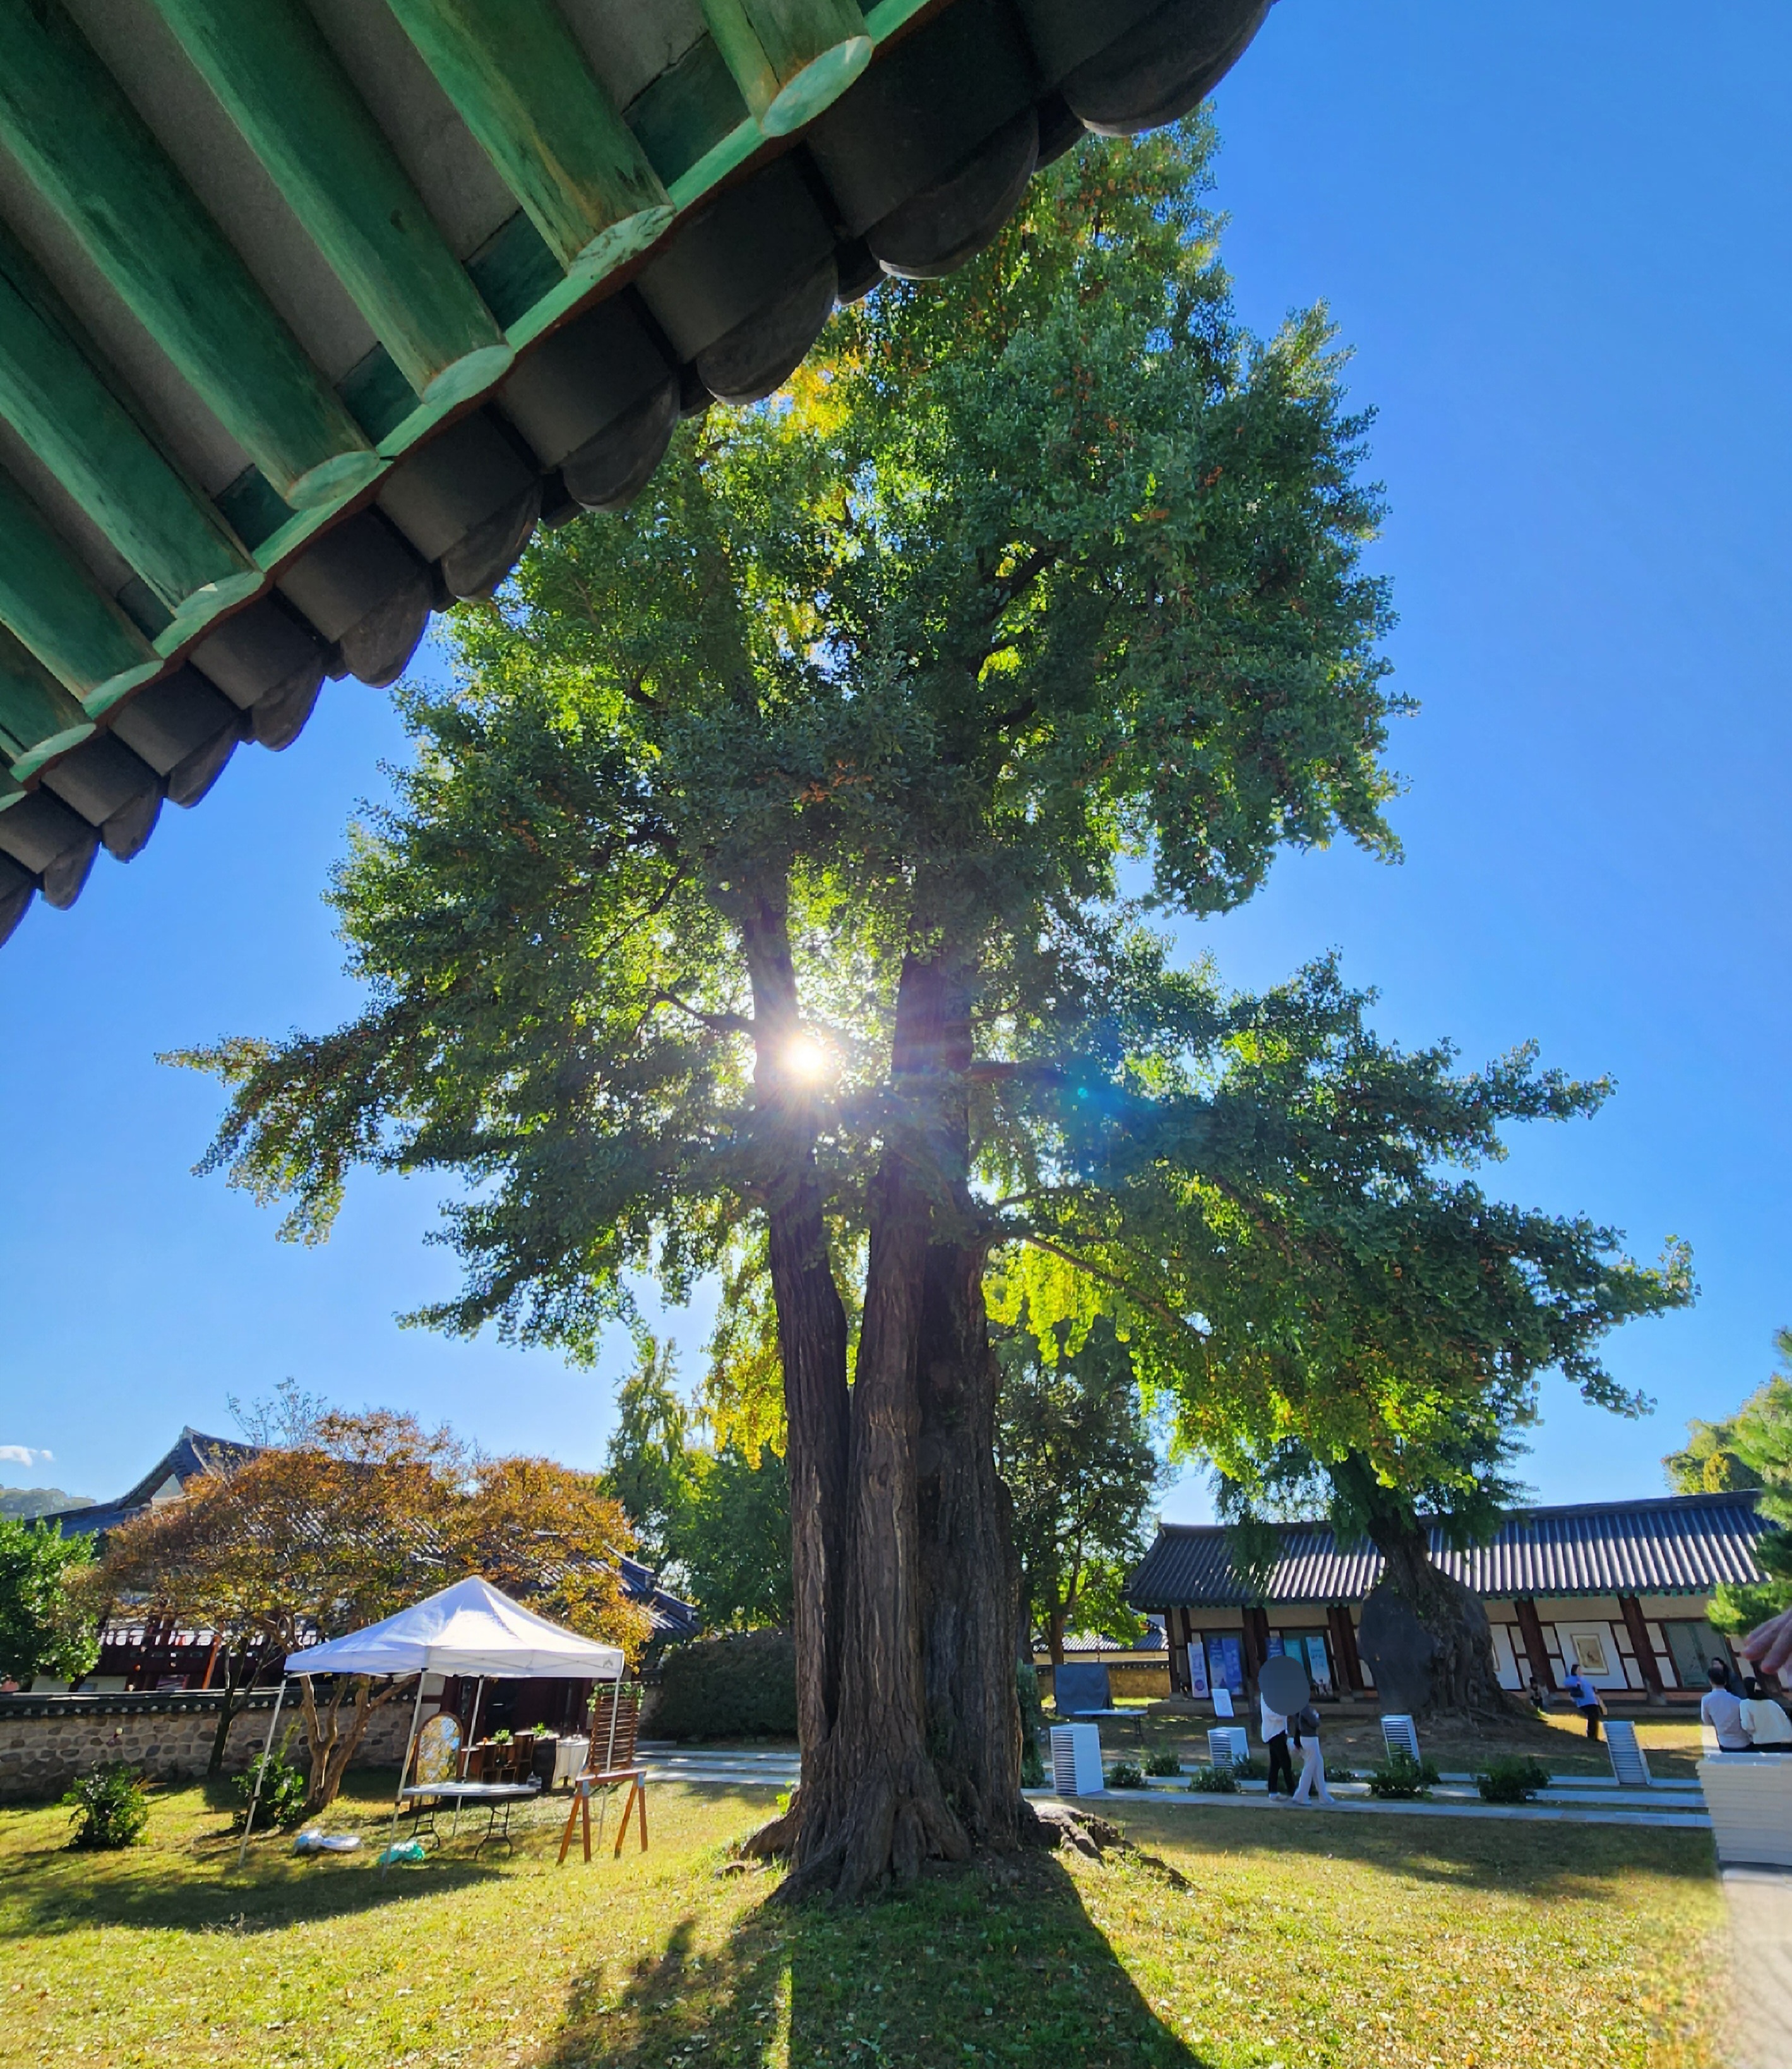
[0,1828,506,1940]
[544,1850,1210,2069]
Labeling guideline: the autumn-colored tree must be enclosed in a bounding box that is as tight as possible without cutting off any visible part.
[453,1454,652,1657]
[97,1412,647,1808]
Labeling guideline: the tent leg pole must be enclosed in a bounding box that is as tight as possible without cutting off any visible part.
[381,1675,427,1875]
[456,1677,483,1839]
[233,1678,287,1871]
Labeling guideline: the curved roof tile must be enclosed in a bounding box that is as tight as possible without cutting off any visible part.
[1127,1492,1771,1607]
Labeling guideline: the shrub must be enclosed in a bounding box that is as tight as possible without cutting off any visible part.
[1186,1763,1239,1794]
[643,1629,797,1740]
[233,1744,309,1832]
[1105,1760,1147,1789]
[1366,1750,1440,1800]
[63,1763,150,1850]
[1230,1754,1264,1782]
[1144,1748,1183,1777]
[1474,1755,1553,1804]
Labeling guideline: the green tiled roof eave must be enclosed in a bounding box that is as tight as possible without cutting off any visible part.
[0,0,1273,939]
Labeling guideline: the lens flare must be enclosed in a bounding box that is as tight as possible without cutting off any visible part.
[784,1034,828,1080]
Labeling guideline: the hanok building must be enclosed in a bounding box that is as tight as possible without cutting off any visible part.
[1127,1491,1774,1706]
[40,1426,696,1693]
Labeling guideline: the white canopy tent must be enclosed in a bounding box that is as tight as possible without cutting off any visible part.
[236,1577,624,1866]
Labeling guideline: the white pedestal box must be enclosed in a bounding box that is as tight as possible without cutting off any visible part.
[1381,1713,1421,1763]
[1050,1723,1104,1796]
[1700,1755,1792,1867]
[1207,1725,1250,1769]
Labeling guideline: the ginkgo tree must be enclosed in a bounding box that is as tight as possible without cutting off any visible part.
[178,121,1685,1893]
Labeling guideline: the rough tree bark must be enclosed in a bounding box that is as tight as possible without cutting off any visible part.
[739,901,1031,1888]
[741,892,852,1776]
[916,1233,1028,1850]
[788,954,973,1897]
[912,971,1029,1850]
[1359,1513,1522,1721]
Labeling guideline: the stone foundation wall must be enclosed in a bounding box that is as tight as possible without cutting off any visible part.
[0,1694,419,1804]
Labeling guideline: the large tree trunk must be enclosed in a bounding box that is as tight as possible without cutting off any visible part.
[1359,1514,1520,1721]
[743,906,1030,1888]
[788,954,974,1897]
[791,1154,969,1895]
[741,891,852,1775]
[916,1232,1028,1850]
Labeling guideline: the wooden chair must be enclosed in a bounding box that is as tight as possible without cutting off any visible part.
[557,1685,647,1864]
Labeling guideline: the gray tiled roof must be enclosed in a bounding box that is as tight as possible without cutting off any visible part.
[42,1427,260,1542]
[1127,1492,1772,1608]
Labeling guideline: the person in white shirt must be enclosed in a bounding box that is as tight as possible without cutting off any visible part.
[1702,1662,1753,1751]
[1260,1691,1294,1797]
[1741,1677,1792,1750]
[1289,1703,1336,1806]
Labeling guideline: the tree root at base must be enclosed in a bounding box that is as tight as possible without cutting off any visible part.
[736,1790,1186,1895]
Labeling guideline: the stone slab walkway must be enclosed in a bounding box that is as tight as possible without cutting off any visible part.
[1722,1868,1792,2069]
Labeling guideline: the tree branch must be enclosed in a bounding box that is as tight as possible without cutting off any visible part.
[654,990,756,1039]
[1011,1232,1194,1334]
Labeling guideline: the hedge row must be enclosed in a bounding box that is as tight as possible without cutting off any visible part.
[643,1629,797,1741]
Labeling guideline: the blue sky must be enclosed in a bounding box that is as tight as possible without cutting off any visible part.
[2,1,1786,1521]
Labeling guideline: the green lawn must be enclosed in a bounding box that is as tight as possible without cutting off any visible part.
[0,1773,1727,2067]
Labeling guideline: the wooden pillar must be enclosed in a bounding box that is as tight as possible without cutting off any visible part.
[1327,1604,1364,1693]
[150,0,512,410]
[0,0,379,508]
[1618,1595,1666,1703]
[700,0,872,135]
[1166,1607,1188,1694]
[1514,1597,1556,1693]
[383,0,672,279]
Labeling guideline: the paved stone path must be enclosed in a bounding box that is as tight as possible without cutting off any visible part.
[1723,1868,1792,2069]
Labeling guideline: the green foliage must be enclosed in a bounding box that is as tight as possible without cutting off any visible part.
[599,1334,791,1631]
[1144,1748,1183,1777]
[0,1516,99,1685]
[647,1630,797,1741]
[1689,1334,1792,1636]
[174,126,1404,1384]
[1104,1760,1147,1789]
[1474,1755,1553,1804]
[600,1337,696,1574]
[996,1318,1165,1653]
[1227,1754,1264,1782]
[679,1444,792,1632]
[233,1743,308,1832]
[1366,1751,1438,1799]
[1186,1762,1239,1793]
[169,119,1687,1669]
[62,1763,150,1850]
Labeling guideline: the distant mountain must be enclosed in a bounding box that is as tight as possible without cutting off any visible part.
[0,1487,94,1520]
